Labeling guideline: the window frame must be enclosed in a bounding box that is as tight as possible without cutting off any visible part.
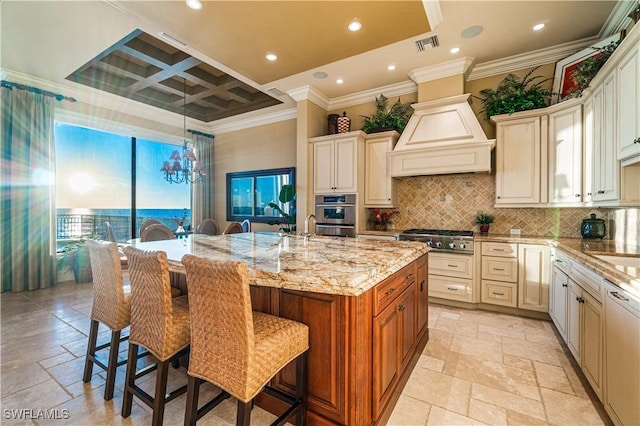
[226,167,295,223]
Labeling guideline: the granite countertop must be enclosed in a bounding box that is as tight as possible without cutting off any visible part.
[476,234,640,297]
[130,232,428,296]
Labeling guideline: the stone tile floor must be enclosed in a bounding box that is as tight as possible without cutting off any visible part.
[1,282,610,425]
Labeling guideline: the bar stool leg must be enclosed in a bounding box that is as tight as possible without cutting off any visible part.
[296,352,308,426]
[152,360,170,426]
[122,343,139,418]
[236,401,252,426]
[104,330,122,400]
[184,376,202,426]
[83,319,100,383]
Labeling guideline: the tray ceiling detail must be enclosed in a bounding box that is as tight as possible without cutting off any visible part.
[66,29,282,122]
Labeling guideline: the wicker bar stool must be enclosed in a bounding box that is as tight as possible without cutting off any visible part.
[222,222,243,235]
[181,256,309,426]
[83,240,132,401]
[122,247,191,426]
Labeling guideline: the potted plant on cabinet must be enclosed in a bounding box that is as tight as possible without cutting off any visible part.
[267,184,297,233]
[361,94,413,134]
[475,212,495,235]
[475,66,553,119]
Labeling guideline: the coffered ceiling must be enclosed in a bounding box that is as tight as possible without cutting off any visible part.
[1,0,631,131]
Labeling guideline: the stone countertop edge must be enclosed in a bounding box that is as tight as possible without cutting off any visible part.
[476,234,640,298]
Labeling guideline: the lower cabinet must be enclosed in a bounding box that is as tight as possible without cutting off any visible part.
[517,244,550,312]
[373,281,416,419]
[428,252,473,302]
[549,265,569,341]
[416,255,429,336]
[604,283,640,426]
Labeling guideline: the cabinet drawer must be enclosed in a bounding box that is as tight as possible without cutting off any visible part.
[482,242,518,257]
[429,275,472,302]
[481,280,517,307]
[571,261,604,302]
[482,256,518,282]
[428,252,473,279]
[554,250,572,274]
[374,263,415,314]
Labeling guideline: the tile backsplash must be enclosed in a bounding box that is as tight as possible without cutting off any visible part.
[385,174,619,239]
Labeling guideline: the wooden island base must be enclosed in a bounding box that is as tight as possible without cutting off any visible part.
[251,253,429,425]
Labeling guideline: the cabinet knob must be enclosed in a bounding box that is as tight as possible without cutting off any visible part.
[587,192,592,196]
[385,288,396,295]
[575,194,580,197]
[398,305,406,311]
[597,190,605,194]
[562,283,568,287]
[497,196,501,199]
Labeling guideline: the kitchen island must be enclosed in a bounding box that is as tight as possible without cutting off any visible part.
[130,232,430,425]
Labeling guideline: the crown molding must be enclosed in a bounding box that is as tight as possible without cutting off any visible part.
[208,107,297,135]
[467,36,599,80]
[287,85,330,109]
[327,80,417,111]
[409,57,475,84]
[600,0,637,37]
[422,0,443,30]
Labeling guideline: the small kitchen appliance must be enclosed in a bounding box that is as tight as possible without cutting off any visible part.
[581,213,606,239]
[398,229,474,254]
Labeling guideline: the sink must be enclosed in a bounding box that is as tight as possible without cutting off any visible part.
[593,255,640,268]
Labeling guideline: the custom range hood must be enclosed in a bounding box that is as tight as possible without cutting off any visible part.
[389,93,496,177]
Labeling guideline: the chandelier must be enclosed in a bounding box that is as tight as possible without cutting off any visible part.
[160,78,205,184]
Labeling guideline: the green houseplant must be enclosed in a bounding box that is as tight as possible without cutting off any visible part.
[475,67,553,119]
[361,94,413,134]
[267,184,296,233]
[475,212,495,235]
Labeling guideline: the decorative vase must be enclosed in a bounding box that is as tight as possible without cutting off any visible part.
[337,112,351,133]
[327,113,339,134]
[373,223,386,231]
[479,224,490,235]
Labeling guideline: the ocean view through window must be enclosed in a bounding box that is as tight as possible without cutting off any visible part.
[55,123,191,243]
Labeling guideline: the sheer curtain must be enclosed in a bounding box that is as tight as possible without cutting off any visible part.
[1,85,57,291]
[190,132,214,229]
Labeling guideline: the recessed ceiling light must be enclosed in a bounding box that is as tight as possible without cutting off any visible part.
[387,64,396,71]
[313,71,328,79]
[266,53,277,61]
[336,78,344,84]
[533,23,545,31]
[461,25,483,39]
[347,19,362,32]
[185,0,202,10]
[450,47,460,54]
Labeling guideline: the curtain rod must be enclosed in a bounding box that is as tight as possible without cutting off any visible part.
[187,129,214,139]
[1,80,76,102]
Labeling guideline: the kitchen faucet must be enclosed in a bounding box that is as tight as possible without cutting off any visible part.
[302,214,316,237]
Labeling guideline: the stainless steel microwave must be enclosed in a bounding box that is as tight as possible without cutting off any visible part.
[314,194,356,226]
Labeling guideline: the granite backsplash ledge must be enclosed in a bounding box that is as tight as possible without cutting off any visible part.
[387,174,638,242]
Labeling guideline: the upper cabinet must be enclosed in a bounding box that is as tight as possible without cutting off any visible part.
[364,131,399,207]
[492,114,547,206]
[310,131,365,194]
[548,103,583,205]
[616,42,640,161]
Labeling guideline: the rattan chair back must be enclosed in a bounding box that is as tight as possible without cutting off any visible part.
[241,219,251,233]
[86,240,130,330]
[124,246,188,361]
[140,218,161,236]
[140,223,174,242]
[222,222,243,235]
[196,218,219,235]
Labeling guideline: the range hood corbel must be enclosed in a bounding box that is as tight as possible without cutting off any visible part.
[389,94,496,177]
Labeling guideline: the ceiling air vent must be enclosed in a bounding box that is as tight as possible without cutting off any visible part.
[414,35,440,52]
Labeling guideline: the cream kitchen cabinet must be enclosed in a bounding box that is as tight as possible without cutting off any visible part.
[616,42,640,161]
[517,244,550,312]
[549,262,569,341]
[428,252,473,302]
[604,282,640,426]
[480,242,518,307]
[492,113,548,206]
[364,131,399,207]
[310,131,365,194]
[548,103,582,204]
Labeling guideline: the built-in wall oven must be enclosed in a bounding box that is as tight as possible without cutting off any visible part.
[314,194,356,237]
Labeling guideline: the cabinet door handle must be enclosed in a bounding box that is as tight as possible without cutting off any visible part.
[385,288,395,295]
[398,304,406,311]
[587,192,592,196]
[611,291,629,301]
[575,194,580,197]
[447,264,458,268]
[597,190,605,194]
[493,248,505,252]
[556,259,563,263]
[406,274,414,281]
[493,268,505,271]
[420,280,425,292]
[492,292,505,296]
[447,287,458,291]
[562,283,568,288]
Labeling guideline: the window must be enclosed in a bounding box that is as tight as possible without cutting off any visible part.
[54,123,192,243]
[226,167,295,223]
